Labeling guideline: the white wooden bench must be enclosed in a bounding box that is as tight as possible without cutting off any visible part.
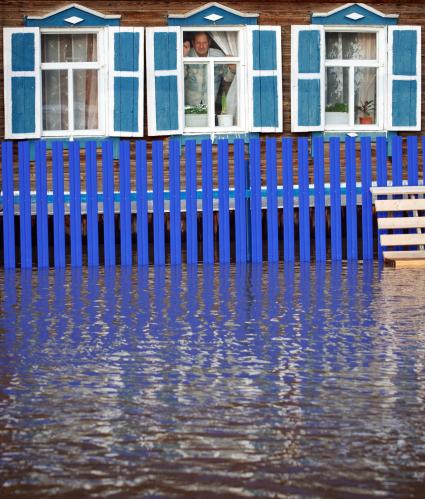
[370,186,425,268]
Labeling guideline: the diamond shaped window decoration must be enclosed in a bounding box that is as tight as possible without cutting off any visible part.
[64,16,84,25]
[345,12,364,21]
[204,13,223,22]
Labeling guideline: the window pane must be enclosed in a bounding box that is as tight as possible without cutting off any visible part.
[73,70,99,130]
[326,32,376,60]
[42,70,68,131]
[184,63,208,127]
[183,31,238,57]
[355,67,376,125]
[215,63,237,127]
[41,34,97,63]
[325,67,349,126]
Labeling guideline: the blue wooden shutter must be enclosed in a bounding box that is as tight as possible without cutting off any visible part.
[3,28,41,139]
[388,26,421,131]
[291,25,324,132]
[247,26,282,132]
[146,27,182,136]
[108,27,144,137]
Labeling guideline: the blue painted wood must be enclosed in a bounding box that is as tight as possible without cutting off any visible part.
[169,140,181,265]
[298,79,321,127]
[282,138,294,261]
[202,140,214,264]
[266,138,278,262]
[119,141,132,266]
[114,32,139,71]
[69,141,82,267]
[1,142,15,268]
[114,77,138,132]
[393,30,417,76]
[136,140,148,265]
[376,137,388,261]
[155,76,179,131]
[298,137,310,262]
[313,137,326,261]
[152,141,165,265]
[102,140,115,266]
[298,30,320,73]
[253,30,276,70]
[25,6,120,27]
[311,4,397,25]
[168,5,257,26]
[253,77,278,128]
[234,139,247,263]
[18,142,32,268]
[52,142,65,267]
[345,136,358,260]
[360,137,374,260]
[12,33,34,71]
[185,140,197,264]
[392,81,417,127]
[407,136,418,185]
[329,137,342,261]
[392,136,403,186]
[154,32,177,71]
[85,141,99,266]
[35,141,48,267]
[12,77,35,134]
[218,139,230,263]
[249,138,262,263]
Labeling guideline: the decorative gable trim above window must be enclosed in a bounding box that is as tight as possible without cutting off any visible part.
[168,2,258,26]
[24,3,121,27]
[311,3,398,26]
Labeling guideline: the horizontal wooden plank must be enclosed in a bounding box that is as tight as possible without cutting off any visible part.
[383,250,425,259]
[378,217,425,229]
[385,258,425,269]
[381,233,425,246]
[371,186,425,196]
[375,199,425,212]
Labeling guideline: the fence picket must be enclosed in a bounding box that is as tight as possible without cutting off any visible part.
[313,137,326,261]
[360,137,373,260]
[35,141,48,268]
[218,139,230,263]
[234,139,247,263]
[376,137,388,260]
[152,141,165,265]
[86,141,99,266]
[18,141,32,268]
[136,140,149,266]
[102,140,115,266]
[250,138,262,263]
[69,141,82,267]
[52,142,65,267]
[120,141,132,266]
[2,142,15,268]
[266,138,278,262]
[298,137,310,262]
[169,140,181,265]
[185,140,197,265]
[330,137,342,261]
[345,136,357,260]
[202,140,214,264]
[283,138,294,261]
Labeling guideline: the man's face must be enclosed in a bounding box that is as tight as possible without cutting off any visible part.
[193,34,210,56]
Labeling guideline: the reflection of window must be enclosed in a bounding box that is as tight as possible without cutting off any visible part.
[325,30,381,129]
[183,29,240,131]
[41,31,103,136]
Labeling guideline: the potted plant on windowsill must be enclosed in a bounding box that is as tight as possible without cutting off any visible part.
[185,103,208,127]
[356,99,374,125]
[325,102,349,125]
[217,94,233,127]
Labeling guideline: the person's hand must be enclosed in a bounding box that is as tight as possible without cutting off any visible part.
[183,41,191,57]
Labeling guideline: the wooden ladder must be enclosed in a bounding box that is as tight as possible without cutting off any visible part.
[370,186,425,268]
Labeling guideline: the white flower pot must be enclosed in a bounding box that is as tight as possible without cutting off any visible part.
[325,112,349,125]
[185,114,208,127]
[217,114,233,127]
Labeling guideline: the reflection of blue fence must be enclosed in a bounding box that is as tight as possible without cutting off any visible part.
[1,136,424,268]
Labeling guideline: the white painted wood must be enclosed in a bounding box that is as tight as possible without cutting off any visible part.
[378,216,425,230]
[375,199,425,212]
[371,186,425,195]
[380,233,425,246]
[383,250,425,259]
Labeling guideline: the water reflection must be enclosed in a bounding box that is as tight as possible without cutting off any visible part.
[0,263,424,497]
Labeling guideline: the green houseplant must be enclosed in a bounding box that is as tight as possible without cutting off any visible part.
[185,103,208,127]
[325,102,349,126]
[217,94,233,127]
[356,99,374,124]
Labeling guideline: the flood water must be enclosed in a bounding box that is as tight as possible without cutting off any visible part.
[1,262,424,498]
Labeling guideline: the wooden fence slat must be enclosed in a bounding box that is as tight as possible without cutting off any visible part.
[18,141,32,268]
[283,138,294,261]
[136,140,148,266]
[378,216,425,229]
[376,137,388,260]
[202,140,214,264]
[119,140,132,266]
[52,142,65,268]
[250,138,262,263]
[185,140,197,265]
[234,139,247,263]
[102,140,115,266]
[407,136,419,186]
[375,198,425,212]
[69,141,82,267]
[169,140,181,265]
[381,233,425,246]
[35,141,49,268]
[361,137,373,260]
[298,137,310,262]
[266,138,278,262]
[313,137,326,261]
[1,142,15,268]
[345,136,357,260]
[152,140,165,265]
[218,139,230,263]
[86,141,99,267]
[330,137,342,261]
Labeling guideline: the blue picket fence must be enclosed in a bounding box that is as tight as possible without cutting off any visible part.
[1,136,424,268]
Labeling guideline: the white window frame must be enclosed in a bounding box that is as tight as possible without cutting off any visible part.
[324,26,386,132]
[181,26,247,134]
[40,27,107,138]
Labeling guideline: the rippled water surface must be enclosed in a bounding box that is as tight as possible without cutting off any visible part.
[1,262,425,498]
